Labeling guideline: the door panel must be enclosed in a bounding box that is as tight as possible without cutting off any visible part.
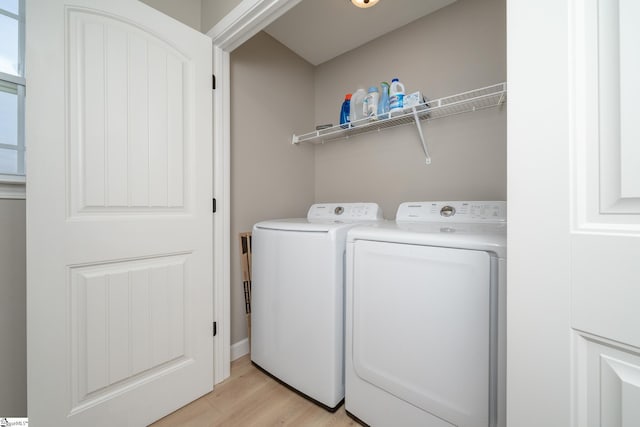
[70,255,188,409]
[68,8,190,214]
[575,0,640,219]
[571,0,640,423]
[576,335,640,427]
[619,1,640,198]
[26,0,213,425]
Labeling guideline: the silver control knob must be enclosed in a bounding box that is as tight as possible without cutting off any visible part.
[440,205,456,217]
[334,206,344,215]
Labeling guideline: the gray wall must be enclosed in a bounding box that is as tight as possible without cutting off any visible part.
[201,0,243,33]
[139,0,203,31]
[230,32,315,344]
[139,0,246,34]
[0,199,26,416]
[314,0,506,217]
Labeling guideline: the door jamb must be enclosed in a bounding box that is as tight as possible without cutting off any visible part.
[206,0,303,384]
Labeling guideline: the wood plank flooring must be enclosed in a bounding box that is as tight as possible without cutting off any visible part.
[150,355,359,427]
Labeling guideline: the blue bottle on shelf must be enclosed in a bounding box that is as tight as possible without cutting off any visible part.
[378,82,390,119]
[340,93,352,128]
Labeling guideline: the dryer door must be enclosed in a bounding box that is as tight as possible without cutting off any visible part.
[350,240,493,427]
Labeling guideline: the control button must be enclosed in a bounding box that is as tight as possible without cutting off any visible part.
[440,205,456,217]
[334,206,344,215]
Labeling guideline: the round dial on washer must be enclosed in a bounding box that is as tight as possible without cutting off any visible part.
[334,206,344,215]
[440,205,456,217]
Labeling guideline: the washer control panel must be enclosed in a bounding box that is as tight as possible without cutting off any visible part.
[307,203,383,221]
[396,201,506,223]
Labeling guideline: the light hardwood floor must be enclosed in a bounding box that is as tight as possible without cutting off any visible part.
[151,355,359,427]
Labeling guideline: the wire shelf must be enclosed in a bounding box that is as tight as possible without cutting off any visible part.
[292,82,507,163]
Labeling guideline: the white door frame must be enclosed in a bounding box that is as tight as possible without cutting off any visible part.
[207,0,303,383]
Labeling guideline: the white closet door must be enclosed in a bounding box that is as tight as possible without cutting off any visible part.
[508,0,640,425]
[572,0,640,424]
[26,0,213,425]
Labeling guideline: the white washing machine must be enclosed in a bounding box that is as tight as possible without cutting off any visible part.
[345,201,506,427]
[251,202,383,411]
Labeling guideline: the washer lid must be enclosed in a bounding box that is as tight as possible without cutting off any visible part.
[254,217,367,233]
[253,203,383,233]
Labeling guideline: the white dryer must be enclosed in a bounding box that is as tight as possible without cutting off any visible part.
[345,201,507,427]
[251,202,383,411]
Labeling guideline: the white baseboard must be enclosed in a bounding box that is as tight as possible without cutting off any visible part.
[231,338,250,361]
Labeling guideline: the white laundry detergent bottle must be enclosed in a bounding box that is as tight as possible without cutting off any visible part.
[364,86,379,121]
[350,88,367,126]
[389,78,405,116]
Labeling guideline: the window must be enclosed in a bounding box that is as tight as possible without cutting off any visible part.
[0,0,25,198]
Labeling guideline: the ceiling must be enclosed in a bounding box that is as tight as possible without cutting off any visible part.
[264,0,457,66]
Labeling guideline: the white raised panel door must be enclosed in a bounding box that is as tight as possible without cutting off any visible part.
[572,0,640,424]
[508,0,640,426]
[26,0,213,426]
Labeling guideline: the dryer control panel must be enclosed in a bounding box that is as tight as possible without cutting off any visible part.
[307,203,383,221]
[396,201,506,223]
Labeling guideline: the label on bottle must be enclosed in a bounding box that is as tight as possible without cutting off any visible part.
[389,94,404,111]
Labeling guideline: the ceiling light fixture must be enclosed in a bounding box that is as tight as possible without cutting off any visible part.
[351,0,380,9]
